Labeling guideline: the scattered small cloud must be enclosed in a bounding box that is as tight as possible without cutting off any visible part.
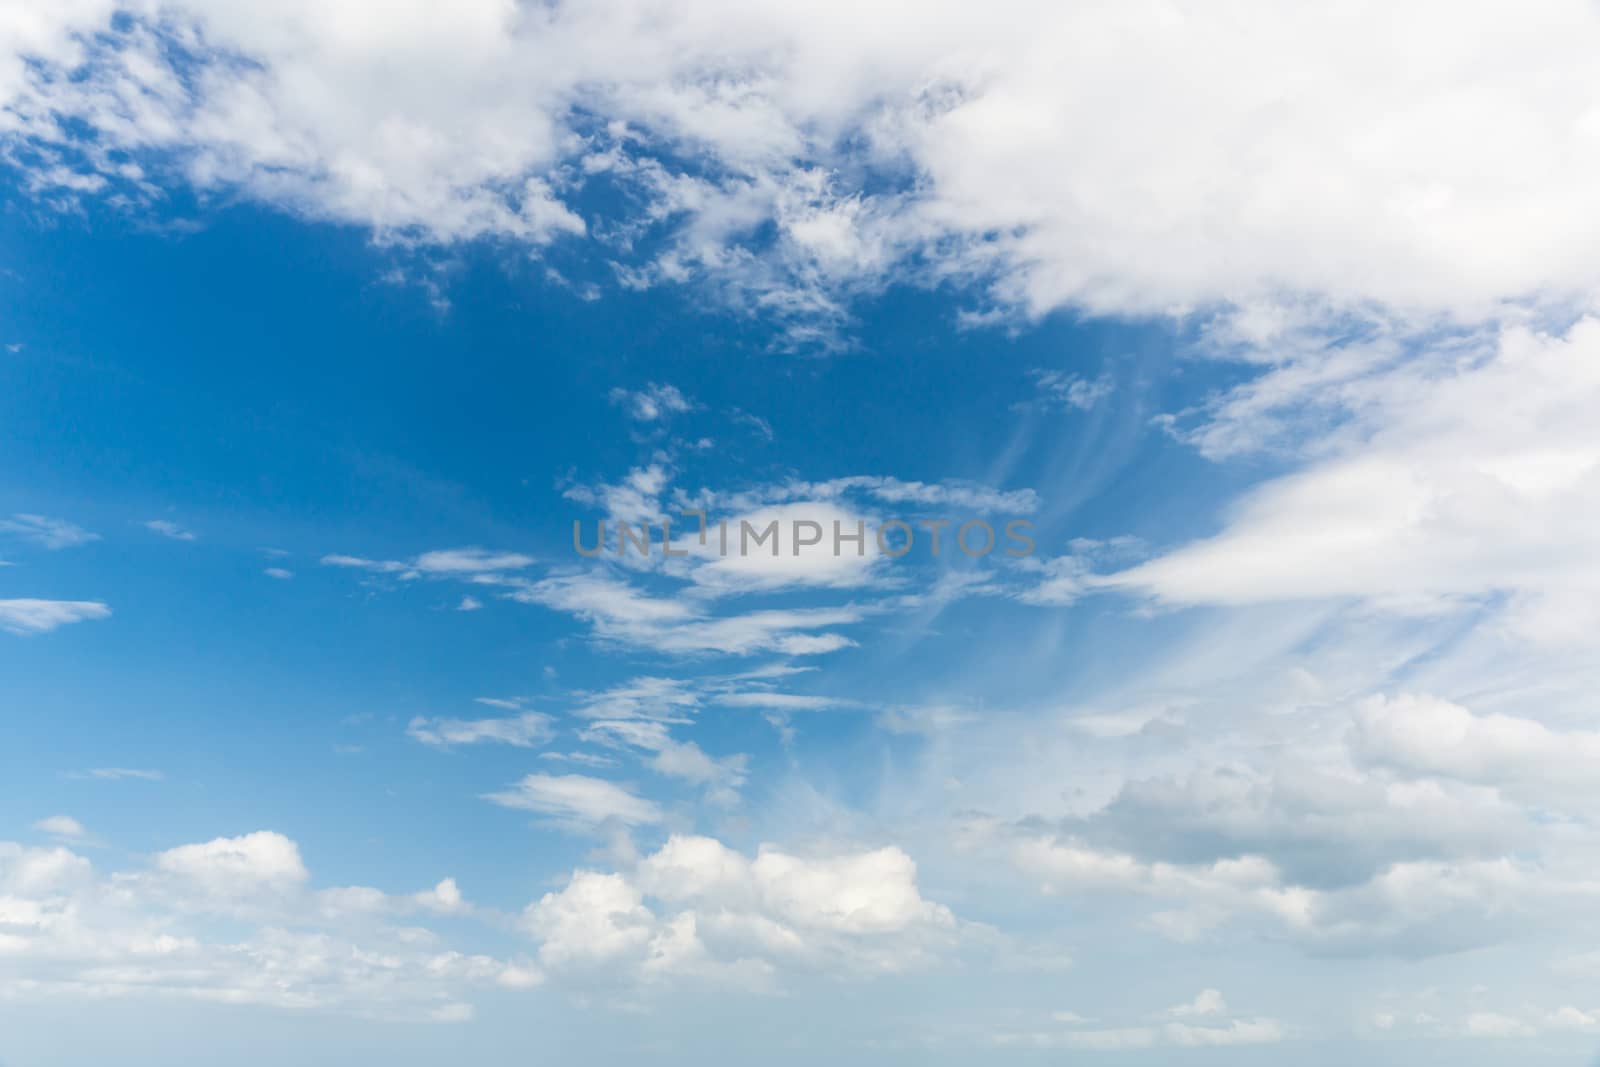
[1170,989,1228,1018]
[730,408,774,441]
[609,383,694,422]
[1028,369,1115,412]
[408,712,556,749]
[264,567,294,580]
[33,815,88,840]
[0,599,112,635]
[483,773,662,828]
[73,768,164,782]
[457,595,483,611]
[321,547,534,581]
[0,514,99,549]
[144,519,196,541]
[539,751,620,769]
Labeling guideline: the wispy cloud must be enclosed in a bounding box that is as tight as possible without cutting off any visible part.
[144,519,197,541]
[0,598,111,635]
[483,773,662,828]
[0,513,99,549]
[74,768,164,782]
[407,712,556,749]
[33,815,89,841]
[1028,369,1114,412]
[321,547,534,582]
[609,383,694,422]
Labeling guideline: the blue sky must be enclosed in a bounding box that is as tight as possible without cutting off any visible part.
[6,3,1600,1065]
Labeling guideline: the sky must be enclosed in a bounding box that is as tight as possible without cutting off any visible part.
[4,2,1600,1064]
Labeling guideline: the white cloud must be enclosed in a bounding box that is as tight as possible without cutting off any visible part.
[1350,693,1600,799]
[714,692,854,712]
[509,571,861,656]
[411,548,536,574]
[407,711,555,749]
[1107,319,1600,646]
[688,500,886,594]
[154,831,309,895]
[524,834,957,982]
[997,989,1286,1050]
[0,598,111,634]
[483,773,662,828]
[32,816,87,841]
[264,567,293,579]
[609,383,694,421]
[1029,370,1113,412]
[0,514,99,549]
[579,719,748,806]
[0,834,530,1018]
[14,1,1600,338]
[320,546,534,581]
[144,519,196,541]
[77,767,163,781]
[1169,988,1227,1018]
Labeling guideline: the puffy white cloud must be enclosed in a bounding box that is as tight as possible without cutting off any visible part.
[1351,692,1600,798]
[154,831,309,895]
[0,834,528,1018]
[524,871,655,970]
[525,834,957,983]
[11,0,1600,334]
[0,598,111,634]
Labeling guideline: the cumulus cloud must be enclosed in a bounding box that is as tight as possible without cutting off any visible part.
[154,831,310,896]
[1350,693,1600,800]
[11,0,1600,337]
[524,834,957,982]
[0,832,526,1019]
